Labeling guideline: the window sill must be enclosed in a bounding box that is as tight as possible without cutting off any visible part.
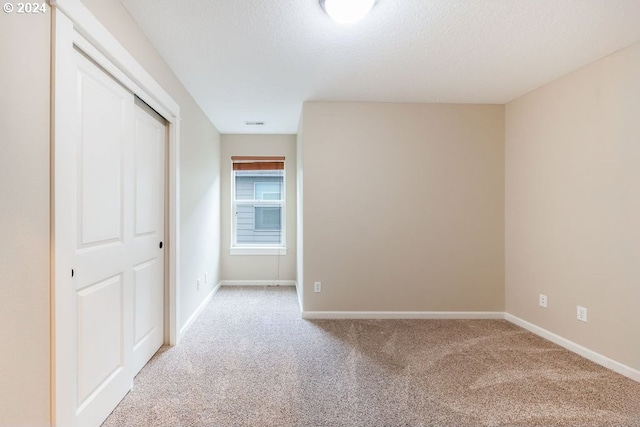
[230,247,287,256]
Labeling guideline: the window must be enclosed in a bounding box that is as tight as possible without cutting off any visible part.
[231,156,286,255]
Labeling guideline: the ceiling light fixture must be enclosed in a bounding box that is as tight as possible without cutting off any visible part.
[319,0,376,25]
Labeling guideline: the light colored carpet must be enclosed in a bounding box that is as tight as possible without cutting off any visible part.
[102,286,640,427]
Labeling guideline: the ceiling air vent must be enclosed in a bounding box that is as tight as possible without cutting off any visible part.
[244,121,265,126]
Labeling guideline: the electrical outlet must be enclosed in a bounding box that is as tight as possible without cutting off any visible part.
[197,279,201,291]
[314,281,322,293]
[539,294,548,308]
[577,306,588,322]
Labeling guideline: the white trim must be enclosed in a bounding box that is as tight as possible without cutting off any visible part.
[505,314,640,383]
[51,10,77,427]
[178,282,222,338]
[229,246,287,256]
[168,108,181,347]
[301,311,505,320]
[220,280,296,287]
[296,282,304,313]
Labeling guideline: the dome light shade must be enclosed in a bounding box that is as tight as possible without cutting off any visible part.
[320,0,376,25]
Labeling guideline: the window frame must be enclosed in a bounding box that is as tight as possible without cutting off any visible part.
[230,160,286,256]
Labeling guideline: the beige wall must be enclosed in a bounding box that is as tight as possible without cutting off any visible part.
[81,0,222,330]
[220,134,297,282]
[300,102,505,312]
[0,11,51,427]
[505,42,640,371]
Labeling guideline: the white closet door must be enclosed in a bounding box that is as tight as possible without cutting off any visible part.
[73,50,135,427]
[132,98,166,375]
[70,52,166,427]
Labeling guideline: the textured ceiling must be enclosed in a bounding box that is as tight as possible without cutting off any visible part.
[119,0,640,134]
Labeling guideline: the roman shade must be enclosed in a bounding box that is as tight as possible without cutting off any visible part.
[231,156,285,171]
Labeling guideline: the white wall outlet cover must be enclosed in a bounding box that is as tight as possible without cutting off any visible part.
[539,294,548,308]
[314,281,321,292]
[577,306,588,322]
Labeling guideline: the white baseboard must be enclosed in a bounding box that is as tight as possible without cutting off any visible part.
[179,282,221,339]
[505,313,640,383]
[301,311,504,320]
[220,280,296,287]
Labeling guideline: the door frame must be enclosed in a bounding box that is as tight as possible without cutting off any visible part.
[50,0,181,425]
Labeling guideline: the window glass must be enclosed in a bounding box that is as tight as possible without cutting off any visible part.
[254,206,282,230]
[255,182,282,201]
[233,168,284,246]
